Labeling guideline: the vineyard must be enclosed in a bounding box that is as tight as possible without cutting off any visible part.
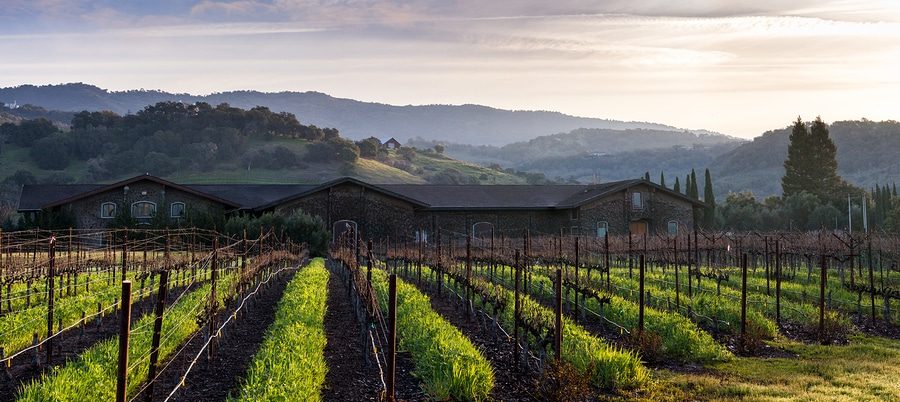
[1,227,899,401]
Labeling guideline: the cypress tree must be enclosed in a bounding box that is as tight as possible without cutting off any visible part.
[703,168,716,227]
[673,177,681,193]
[893,182,897,197]
[689,169,699,200]
[660,172,666,188]
[644,171,650,181]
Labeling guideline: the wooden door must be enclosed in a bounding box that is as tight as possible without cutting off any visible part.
[629,221,648,236]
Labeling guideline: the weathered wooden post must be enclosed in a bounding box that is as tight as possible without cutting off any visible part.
[46,235,56,363]
[386,273,398,402]
[741,253,748,350]
[555,267,563,363]
[638,254,645,335]
[574,236,580,323]
[868,239,876,326]
[145,270,169,402]
[819,254,828,344]
[514,249,521,367]
[208,238,219,358]
[116,280,133,402]
[776,240,782,327]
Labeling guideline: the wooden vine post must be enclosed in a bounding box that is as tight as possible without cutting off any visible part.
[574,236,580,323]
[208,238,219,358]
[386,273,398,402]
[466,233,472,319]
[514,249,521,367]
[638,254,645,335]
[740,253,748,350]
[776,240,782,326]
[554,267,563,363]
[145,270,169,402]
[115,280,133,402]
[46,235,56,363]
[819,254,828,344]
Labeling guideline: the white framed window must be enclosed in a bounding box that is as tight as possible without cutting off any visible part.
[631,192,643,210]
[597,221,608,238]
[131,201,156,219]
[570,226,579,235]
[170,202,186,218]
[668,220,679,235]
[569,208,579,220]
[100,202,116,219]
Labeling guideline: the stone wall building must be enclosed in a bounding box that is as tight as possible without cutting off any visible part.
[19,174,704,241]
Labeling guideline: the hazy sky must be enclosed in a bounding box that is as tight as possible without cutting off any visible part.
[2,1,900,138]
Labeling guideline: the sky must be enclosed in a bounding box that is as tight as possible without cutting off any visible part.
[2,1,900,139]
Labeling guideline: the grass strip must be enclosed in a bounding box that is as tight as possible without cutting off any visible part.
[228,258,328,401]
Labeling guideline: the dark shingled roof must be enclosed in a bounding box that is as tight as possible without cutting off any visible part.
[187,184,318,210]
[18,184,104,211]
[378,183,615,210]
[18,175,703,213]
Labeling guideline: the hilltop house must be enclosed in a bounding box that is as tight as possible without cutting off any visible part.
[18,174,703,241]
[383,137,402,150]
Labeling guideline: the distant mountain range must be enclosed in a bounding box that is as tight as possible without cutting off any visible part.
[3,83,897,199]
[413,121,900,198]
[0,83,729,146]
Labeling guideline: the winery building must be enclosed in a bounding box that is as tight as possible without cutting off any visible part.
[18,174,704,240]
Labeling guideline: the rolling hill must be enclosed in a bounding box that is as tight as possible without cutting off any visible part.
[0,83,728,146]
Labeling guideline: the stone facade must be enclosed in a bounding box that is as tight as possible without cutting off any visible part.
[577,182,696,237]
[50,181,229,229]
[24,176,699,242]
[273,181,697,242]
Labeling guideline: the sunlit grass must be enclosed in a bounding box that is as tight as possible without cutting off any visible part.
[229,258,328,401]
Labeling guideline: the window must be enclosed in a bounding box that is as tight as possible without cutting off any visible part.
[631,192,643,210]
[596,221,608,238]
[569,208,579,220]
[100,202,116,219]
[570,226,579,235]
[668,220,679,236]
[131,201,156,219]
[170,202,186,218]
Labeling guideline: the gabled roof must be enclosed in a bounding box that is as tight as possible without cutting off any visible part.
[17,175,704,214]
[38,174,241,209]
[254,177,429,211]
[18,184,104,211]
[188,184,318,210]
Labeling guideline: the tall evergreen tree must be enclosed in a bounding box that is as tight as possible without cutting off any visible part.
[660,172,666,188]
[673,177,681,193]
[703,168,716,228]
[689,169,699,199]
[893,182,897,197]
[782,117,810,197]
[644,171,650,181]
[782,116,843,200]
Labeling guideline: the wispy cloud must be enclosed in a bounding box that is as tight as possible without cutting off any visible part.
[2,1,900,138]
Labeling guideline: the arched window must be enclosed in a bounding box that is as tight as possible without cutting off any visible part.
[596,221,609,238]
[170,202,186,218]
[100,202,116,219]
[131,201,156,219]
[667,220,679,236]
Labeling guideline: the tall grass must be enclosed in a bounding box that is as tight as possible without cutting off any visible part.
[424,264,650,391]
[16,273,237,401]
[229,258,328,401]
[370,268,495,401]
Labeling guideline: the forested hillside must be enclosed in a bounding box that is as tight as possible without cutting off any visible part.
[0,101,540,221]
[711,119,900,197]
[0,83,724,145]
